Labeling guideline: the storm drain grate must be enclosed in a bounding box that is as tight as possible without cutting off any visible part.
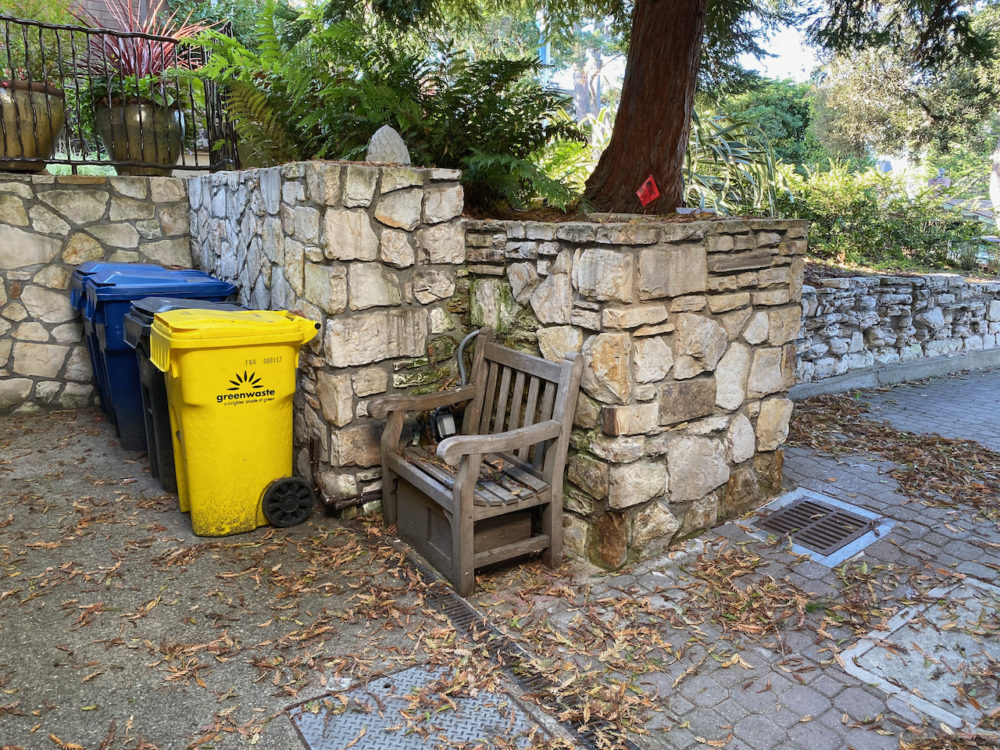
[756,498,874,556]
[290,665,547,750]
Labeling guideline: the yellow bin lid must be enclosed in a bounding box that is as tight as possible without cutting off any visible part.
[150,309,320,372]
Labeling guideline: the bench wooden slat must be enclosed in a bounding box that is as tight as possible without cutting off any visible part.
[481,479,517,504]
[478,360,500,434]
[386,453,453,515]
[483,342,563,382]
[517,376,541,461]
[405,447,531,508]
[533,380,557,470]
[485,452,549,494]
[492,365,512,436]
[508,370,526,434]
[474,535,550,568]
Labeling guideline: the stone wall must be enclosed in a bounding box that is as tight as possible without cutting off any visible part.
[187,162,466,505]
[0,174,191,411]
[797,274,1000,383]
[463,217,807,568]
[3,161,809,566]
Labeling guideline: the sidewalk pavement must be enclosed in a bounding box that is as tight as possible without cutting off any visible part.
[468,369,1000,749]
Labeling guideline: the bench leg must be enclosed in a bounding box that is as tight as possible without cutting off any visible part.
[380,411,405,528]
[541,501,562,569]
[382,466,398,527]
[451,454,480,597]
[451,514,475,597]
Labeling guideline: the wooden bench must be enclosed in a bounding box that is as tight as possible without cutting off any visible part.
[370,329,583,595]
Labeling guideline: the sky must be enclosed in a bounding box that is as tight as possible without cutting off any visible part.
[551,21,821,99]
[739,24,820,82]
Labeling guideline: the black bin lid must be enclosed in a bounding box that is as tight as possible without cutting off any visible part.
[123,296,245,350]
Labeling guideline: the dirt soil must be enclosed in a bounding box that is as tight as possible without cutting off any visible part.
[0,409,508,750]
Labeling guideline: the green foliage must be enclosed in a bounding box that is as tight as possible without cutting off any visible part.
[807,0,990,71]
[88,69,188,108]
[811,2,1000,173]
[704,78,829,168]
[75,0,210,110]
[700,0,802,92]
[924,114,1000,201]
[195,7,581,210]
[165,0,268,50]
[684,111,788,216]
[778,163,986,268]
[1,0,77,82]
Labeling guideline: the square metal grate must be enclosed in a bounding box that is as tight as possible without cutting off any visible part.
[756,497,874,556]
[289,664,548,750]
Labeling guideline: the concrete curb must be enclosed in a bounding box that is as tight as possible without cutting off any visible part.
[789,347,1000,400]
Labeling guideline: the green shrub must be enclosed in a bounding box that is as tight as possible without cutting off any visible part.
[1,0,77,82]
[194,7,581,211]
[778,163,986,269]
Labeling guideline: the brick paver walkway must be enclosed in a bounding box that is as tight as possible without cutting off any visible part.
[862,366,1000,452]
[475,368,1000,749]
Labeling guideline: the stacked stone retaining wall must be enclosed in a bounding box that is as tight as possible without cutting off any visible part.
[1,162,809,563]
[187,162,466,506]
[798,274,1000,383]
[0,174,191,410]
[463,217,807,567]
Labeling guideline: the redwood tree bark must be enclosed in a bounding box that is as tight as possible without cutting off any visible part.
[991,137,1000,233]
[583,0,708,213]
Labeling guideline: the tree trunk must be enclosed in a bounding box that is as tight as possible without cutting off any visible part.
[572,60,590,121]
[583,0,708,213]
[991,137,1000,233]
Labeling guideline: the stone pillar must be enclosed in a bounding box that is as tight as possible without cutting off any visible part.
[464,217,806,568]
[188,162,465,504]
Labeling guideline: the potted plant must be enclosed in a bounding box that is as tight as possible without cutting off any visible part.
[76,0,207,176]
[0,0,75,173]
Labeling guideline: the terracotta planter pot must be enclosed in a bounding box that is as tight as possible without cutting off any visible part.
[95,98,184,176]
[0,80,66,173]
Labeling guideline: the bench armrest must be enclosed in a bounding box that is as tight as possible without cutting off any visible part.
[436,420,561,466]
[369,385,477,419]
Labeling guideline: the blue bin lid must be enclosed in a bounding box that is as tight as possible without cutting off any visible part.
[69,262,166,309]
[87,269,235,302]
[83,269,236,321]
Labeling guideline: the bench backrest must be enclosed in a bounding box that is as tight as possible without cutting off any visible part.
[462,331,579,478]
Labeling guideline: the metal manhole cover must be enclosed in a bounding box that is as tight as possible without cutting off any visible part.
[749,488,894,566]
[289,665,549,750]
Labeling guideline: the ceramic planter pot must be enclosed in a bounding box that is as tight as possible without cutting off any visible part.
[95,98,184,176]
[0,81,65,173]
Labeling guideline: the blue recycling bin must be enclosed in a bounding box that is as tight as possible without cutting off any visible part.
[70,262,166,419]
[84,268,237,450]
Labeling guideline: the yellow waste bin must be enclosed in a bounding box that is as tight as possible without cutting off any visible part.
[150,308,320,536]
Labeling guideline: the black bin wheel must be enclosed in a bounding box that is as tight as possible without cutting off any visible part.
[262,477,314,528]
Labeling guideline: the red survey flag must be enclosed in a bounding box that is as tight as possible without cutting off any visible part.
[636,175,660,207]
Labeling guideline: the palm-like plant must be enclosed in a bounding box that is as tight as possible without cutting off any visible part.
[75,0,209,106]
[684,111,788,216]
[74,0,211,174]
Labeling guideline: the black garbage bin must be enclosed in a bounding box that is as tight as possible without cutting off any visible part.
[123,297,243,493]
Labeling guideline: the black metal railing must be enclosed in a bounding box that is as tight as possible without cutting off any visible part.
[0,13,238,175]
